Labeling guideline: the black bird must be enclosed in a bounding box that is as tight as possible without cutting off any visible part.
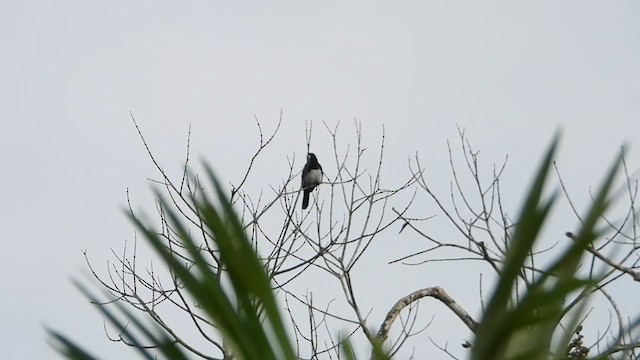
[301,153,323,209]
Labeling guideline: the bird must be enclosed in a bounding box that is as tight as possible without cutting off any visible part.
[301,153,323,209]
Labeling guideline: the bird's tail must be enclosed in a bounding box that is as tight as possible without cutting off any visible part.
[302,190,310,209]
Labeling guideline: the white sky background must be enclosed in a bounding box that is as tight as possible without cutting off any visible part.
[1,1,639,359]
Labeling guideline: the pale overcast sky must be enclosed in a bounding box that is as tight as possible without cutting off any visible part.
[1,2,639,359]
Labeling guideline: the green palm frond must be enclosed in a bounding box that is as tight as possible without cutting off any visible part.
[49,169,296,360]
[472,136,625,360]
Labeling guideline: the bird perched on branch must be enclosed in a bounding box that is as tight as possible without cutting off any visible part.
[301,153,323,209]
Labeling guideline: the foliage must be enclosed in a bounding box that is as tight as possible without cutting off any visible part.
[49,167,301,360]
[48,126,640,359]
[470,135,628,359]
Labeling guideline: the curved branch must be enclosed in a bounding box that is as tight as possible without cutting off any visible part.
[376,286,478,344]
